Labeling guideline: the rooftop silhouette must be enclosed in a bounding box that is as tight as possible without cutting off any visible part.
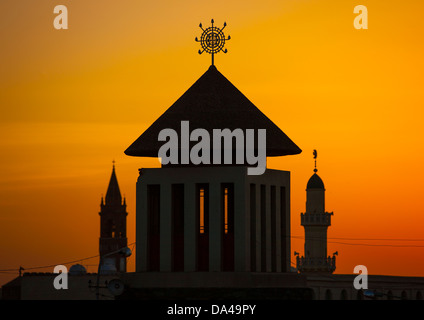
[125,65,302,158]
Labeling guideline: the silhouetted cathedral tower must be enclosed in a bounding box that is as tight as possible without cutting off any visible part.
[125,22,302,276]
[126,68,301,272]
[99,163,128,272]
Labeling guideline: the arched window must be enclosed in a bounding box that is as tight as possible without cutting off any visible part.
[386,290,393,300]
[401,291,408,300]
[325,289,332,300]
[105,219,115,238]
[340,289,348,300]
[416,291,423,300]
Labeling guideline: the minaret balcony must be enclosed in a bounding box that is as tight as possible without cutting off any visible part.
[296,255,336,273]
[300,212,333,226]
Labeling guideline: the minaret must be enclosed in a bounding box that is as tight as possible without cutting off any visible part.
[99,162,128,273]
[296,150,336,273]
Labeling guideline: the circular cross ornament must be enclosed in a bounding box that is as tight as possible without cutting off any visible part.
[196,19,230,66]
[201,26,226,54]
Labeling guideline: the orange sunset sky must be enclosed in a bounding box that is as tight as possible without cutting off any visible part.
[1,0,424,286]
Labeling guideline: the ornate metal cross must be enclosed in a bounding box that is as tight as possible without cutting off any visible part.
[195,19,231,66]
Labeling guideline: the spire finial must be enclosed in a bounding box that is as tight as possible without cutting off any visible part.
[112,159,115,169]
[105,161,122,206]
[195,19,231,66]
[313,149,318,173]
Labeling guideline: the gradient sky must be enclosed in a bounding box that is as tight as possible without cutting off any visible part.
[1,0,424,286]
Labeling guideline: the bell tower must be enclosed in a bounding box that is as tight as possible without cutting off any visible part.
[125,21,304,278]
[99,162,128,273]
[296,150,337,273]
[126,63,301,274]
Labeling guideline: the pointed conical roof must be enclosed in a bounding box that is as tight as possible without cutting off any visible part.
[125,65,301,157]
[105,165,122,206]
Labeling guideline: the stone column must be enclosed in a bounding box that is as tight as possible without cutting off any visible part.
[234,181,248,271]
[136,176,148,272]
[275,186,282,272]
[160,183,172,271]
[184,182,197,271]
[255,184,262,272]
[209,182,222,272]
[265,185,272,272]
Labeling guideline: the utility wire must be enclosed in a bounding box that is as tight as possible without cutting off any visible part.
[291,235,424,242]
[290,236,424,247]
[2,233,424,274]
[0,254,99,273]
[0,241,136,273]
[327,241,424,248]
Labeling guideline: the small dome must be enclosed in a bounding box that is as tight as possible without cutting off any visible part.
[307,173,325,189]
[69,264,87,275]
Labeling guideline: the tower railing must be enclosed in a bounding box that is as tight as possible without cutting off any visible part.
[296,255,336,273]
[300,212,333,226]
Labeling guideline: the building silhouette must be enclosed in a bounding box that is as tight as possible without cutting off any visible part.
[119,64,313,299]
[296,153,337,273]
[125,65,301,277]
[99,163,128,273]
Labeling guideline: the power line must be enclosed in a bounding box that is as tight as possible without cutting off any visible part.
[326,241,424,248]
[290,236,424,247]
[0,241,136,273]
[2,233,424,274]
[0,254,99,273]
[291,235,424,242]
